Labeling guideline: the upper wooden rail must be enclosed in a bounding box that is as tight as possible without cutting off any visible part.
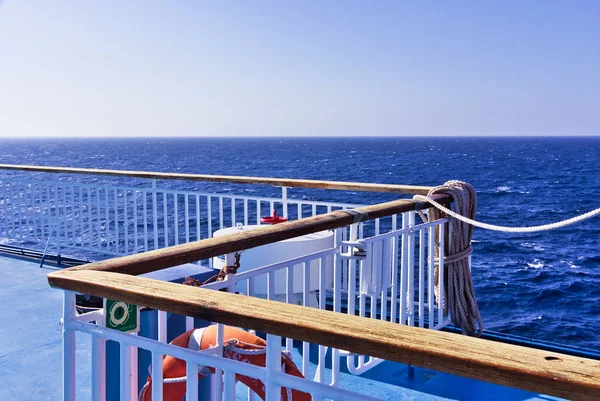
[47,269,600,401]
[0,164,433,195]
[62,196,450,275]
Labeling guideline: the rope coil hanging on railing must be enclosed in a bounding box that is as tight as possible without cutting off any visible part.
[417,180,483,336]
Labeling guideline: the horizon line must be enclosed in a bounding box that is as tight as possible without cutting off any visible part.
[0,134,598,140]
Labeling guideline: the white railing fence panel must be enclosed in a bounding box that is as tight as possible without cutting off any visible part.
[200,210,450,380]
[62,291,387,401]
[0,175,363,263]
[55,205,452,400]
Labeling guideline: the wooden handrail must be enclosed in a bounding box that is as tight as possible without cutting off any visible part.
[47,270,600,401]
[62,196,450,276]
[0,164,433,195]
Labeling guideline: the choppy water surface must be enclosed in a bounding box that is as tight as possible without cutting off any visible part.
[1,136,599,349]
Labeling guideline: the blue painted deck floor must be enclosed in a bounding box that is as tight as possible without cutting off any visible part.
[0,255,91,401]
[0,254,566,401]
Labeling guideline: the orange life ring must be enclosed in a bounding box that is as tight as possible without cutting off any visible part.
[140,325,311,401]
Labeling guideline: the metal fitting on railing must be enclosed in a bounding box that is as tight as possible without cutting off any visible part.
[339,240,366,260]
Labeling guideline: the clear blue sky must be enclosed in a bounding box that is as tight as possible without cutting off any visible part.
[0,1,598,137]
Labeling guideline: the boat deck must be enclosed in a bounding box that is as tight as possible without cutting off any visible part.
[0,254,566,401]
[0,255,91,401]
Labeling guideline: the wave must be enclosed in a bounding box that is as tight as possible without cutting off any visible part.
[479,186,532,196]
[576,255,600,264]
[526,259,548,269]
[520,242,545,251]
[561,260,581,269]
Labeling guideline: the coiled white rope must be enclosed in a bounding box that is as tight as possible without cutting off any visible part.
[414,194,600,233]
[422,181,483,336]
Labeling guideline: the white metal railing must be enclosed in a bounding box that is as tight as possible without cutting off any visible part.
[64,291,384,401]
[0,175,363,262]
[57,206,450,401]
[12,166,452,400]
[203,212,450,380]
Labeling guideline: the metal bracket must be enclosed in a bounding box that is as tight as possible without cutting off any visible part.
[344,209,368,224]
[340,240,367,260]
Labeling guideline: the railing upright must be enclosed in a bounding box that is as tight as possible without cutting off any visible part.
[418,225,426,328]
[62,291,76,401]
[407,210,416,326]
[185,194,190,244]
[162,192,168,248]
[438,223,445,327]
[195,194,201,242]
[174,193,179,245]
[428,224,435,328]
[152,180,158,251]
[281,186,288,219]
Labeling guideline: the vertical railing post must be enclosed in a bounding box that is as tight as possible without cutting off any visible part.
[62,291,77,401]
[16,181,22,238]
[54,181,62,261]
[158,311,167,343]
[186,359,199,401]
[174,193,180,245]
[211,324,225,401]
[124,190,129,253]
[133,190,138,253]
[281,186,289,219]
[265,334,282,401]
[152,180,158,251]
[105,188,110,252]
[25,182,30,239]
[163,192,168,248]
[129,337,138,401]
[184,193,190,243]
[399,213,409,325]
[407,211,416,326]
[143,191,149,252]
[113,189,119,254]
[96,188,102,251]
[428,224,435,328]
[91,333,106,401]
[119,342,132,401]
[438,223,446,326]
[151,352,163,401]
[224,253,237,293]
[0,179,4,237]
[331,228,343,386]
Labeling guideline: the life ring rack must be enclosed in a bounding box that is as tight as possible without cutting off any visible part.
[260,210,288,225]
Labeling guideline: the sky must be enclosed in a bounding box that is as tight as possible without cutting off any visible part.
[0,1,598,138]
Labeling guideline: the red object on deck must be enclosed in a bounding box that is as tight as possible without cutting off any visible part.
[260,210,288,224]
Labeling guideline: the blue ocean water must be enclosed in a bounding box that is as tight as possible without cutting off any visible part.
[1,136,599,349]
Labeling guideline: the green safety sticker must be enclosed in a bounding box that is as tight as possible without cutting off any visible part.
[103,298,140,333]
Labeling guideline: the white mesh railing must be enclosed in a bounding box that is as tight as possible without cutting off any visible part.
[0,176,361,262]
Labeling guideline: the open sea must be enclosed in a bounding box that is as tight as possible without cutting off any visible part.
[1,136,599,350]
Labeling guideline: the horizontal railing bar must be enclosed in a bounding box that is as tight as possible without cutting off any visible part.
[68,319,382,401]
[203,247,337,290]
[0,176,363,208]
[49,270,600,401]
[58,196,450,275]
[359,218,450,243]
[68,319,267,379]
[0,164,433,195]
